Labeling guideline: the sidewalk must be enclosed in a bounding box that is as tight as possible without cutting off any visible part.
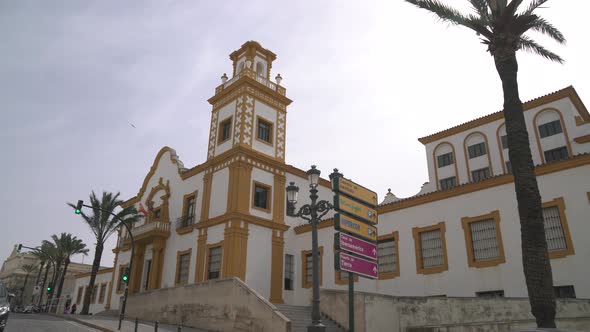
[63,314,210,332]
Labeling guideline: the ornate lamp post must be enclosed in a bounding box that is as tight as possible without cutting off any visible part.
[286,165,334,332]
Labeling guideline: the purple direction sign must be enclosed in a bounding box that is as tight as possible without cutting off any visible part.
[335,252,378,279]
[335,232,377,260]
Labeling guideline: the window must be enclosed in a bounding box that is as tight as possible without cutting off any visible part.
[538,120,563,138]
[471,167,490,182]
[541,198,574,259]
[500,135,508,150]
[253,182,271,211]
[90,285,98,303]
[256,117,273,144]
[301,247,323,288]
[76,286,84,304]
[378,232,399,279]
[437,152,454,168]
[413,223,448,274]
[544,146,569,163]
[476,290,505,298]
[176,250,191,285]
[218,117,232,143]
[554,286,576,299]
[207,246,222,280]
[284,254,294,290]
[439,177,456,190]
[98,283,107,304]
[152,208,161,220]
[505,161,512,174]
[142,260,151,290]
[180,193,197,228]
[462,211,505,268]
[468,142,487,159]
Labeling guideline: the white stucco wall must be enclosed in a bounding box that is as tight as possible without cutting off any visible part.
[252,100,277,158]
[245,224,272,299]
[249,167,275,220]
[72,270,114,315]
[215,102,237,157]
[209,167,229,219]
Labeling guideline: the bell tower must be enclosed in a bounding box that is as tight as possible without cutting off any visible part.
[206,41,292,162]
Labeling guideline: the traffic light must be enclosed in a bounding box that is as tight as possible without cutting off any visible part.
[17,244,22,253]
[75,200,83,214]
[122,267,130,283]
[47,283,52,292]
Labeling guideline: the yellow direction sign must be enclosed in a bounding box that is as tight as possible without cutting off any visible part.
[334,194,378,224]
[334,213,377,242]
[332,177,378,207]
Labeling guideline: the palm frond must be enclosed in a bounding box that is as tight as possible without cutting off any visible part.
[530,17,566,44]
[524,0,549,15]
[469,0,489,18]
[519,36,564,63]
[405,0,472,26]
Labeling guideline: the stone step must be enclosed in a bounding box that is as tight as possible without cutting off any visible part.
[276,305,344,332]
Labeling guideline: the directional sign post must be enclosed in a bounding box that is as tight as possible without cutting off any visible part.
[331,172,379,332]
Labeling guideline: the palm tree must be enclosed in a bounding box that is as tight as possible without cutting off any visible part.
[35,242,57,307]
[404,0,565,327]
[19,264,38,304]
[50,233,89,312]
[68,191,140,315]
[31,251,46,302]
[41,240,63,310]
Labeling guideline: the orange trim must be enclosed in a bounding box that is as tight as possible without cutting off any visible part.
[418,86,589,144]
[378,231,400,280]
[255,116,274,146]
[432,142,460,190]
[174,249,192,286]
[74,267,115,279]
[543,197,575,259]
[301,246,323,288]
[461,210,506,268]
[574,134,590,144]
[218,116,233,145]
[412,222,448,275]
[463,131,494,181]
[532,108,573,164]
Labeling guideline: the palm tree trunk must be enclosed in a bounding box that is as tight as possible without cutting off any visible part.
[47,263,62,310]
[21,273,30,304]
[33,262,44,302]
[54,259,70,313]
[494,52,556,328]
[38,263,50,306]
[81,242,103,315]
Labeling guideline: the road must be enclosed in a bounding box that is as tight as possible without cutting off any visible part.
[5,313,101,332]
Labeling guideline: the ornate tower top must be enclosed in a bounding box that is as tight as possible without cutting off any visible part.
[229,41,277,79]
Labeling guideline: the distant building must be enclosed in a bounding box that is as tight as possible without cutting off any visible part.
[73,41,590,317]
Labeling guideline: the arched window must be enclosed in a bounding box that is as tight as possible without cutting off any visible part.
[255,61,266,77]
[464,132,492,182]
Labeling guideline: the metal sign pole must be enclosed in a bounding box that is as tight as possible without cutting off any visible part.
[349,272,354,332]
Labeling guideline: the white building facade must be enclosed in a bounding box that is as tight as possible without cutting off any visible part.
[89,41,590,313]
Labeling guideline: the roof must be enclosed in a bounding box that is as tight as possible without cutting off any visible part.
[417,86,589,145]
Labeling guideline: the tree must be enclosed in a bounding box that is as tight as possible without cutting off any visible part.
[33,242,55,307]
[50,233,89,312]
[40,241,62,310]
[404,0,565,327]
[68,191,140,315]
[19,264,38,304]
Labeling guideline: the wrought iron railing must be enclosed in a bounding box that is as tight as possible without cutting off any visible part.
[175,215,195,230]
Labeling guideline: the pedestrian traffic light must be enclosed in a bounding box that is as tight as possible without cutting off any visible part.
[17,244,22,253]
[122,267,130,283]
[75,200,83,214]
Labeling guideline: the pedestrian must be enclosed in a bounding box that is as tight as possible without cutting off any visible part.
[64,305,71,314]
[71,303,77,315]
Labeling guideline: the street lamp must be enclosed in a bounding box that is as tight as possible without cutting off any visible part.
[74,201,136,330]
[286,165,334,332]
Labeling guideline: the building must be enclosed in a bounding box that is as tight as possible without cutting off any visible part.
[75,42,589,322]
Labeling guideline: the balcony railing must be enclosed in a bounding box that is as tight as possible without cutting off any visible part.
[215,68,286,96]
[175,215,195,230]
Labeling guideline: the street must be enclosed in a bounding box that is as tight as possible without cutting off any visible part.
[5,313,100,332]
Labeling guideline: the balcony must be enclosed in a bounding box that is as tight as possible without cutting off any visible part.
[120,221,171,247]
[176,215,195,234]
[214,68,286,96]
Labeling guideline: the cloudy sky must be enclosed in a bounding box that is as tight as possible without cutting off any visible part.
[1,1,588,267]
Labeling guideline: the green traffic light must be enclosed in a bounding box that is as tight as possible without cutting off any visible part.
[122,276,128,281]
[75,209,81,214]
[47,287,51,291]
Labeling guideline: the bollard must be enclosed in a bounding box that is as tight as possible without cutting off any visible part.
[134,318,138,332]
[154,321,158,332]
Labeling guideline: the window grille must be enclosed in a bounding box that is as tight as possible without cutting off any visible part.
[542,206,567,251]
[471,167,490,182]
[208,247,222,280]
[186,196,196,218]
[470,218,500,261]
[284,254,294,290]
[544,146,569,163]
[439,177,456,190]
[378,237,397,273]
[468,142,487,159]
[437,152,454,168]
[178,253,190,284]
[538,120,563,138]
[258,119,272,142]
[420,229,444,268]
[500,135,508,149]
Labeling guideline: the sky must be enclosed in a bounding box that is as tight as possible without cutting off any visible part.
[1,1,589,267]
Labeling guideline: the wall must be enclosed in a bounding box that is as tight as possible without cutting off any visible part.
[321,289,590,332]
[126,277,291,332]
[71,270,113,315]
[245,224,272,299]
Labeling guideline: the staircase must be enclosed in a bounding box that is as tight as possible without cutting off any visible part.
[276,304,345,332]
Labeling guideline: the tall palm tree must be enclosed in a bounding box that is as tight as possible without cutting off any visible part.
[35,242,57,307]
[31,251,46,302]
[68,191,140,315]
[51,233,89,312]
[19,264,38,304]
[41,240,63,310]
[404,0,565,327]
